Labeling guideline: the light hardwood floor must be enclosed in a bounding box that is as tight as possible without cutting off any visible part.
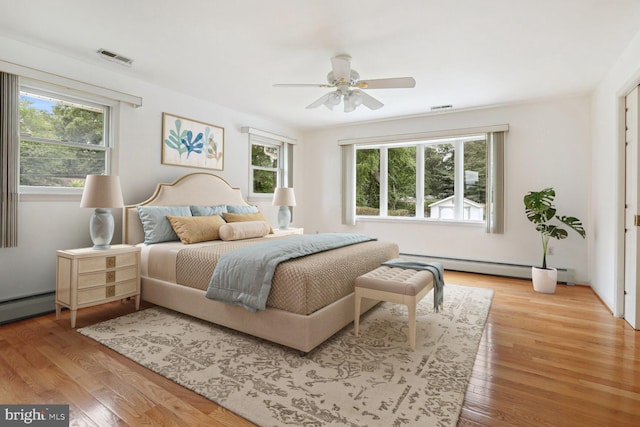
[0,271,638,426]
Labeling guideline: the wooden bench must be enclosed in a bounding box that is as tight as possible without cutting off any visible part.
[354,266,435,350]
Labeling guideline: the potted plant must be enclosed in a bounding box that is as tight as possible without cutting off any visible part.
[523,188,586,293]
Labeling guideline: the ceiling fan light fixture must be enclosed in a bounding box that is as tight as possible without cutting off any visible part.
[343,98,355,113]
[323,91,341,110]
[283,54,414,113]
[343,90,362,113]
[351,90,363,107]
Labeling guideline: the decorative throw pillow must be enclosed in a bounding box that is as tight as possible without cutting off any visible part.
[218,221,271,241]
[167,215,226,244]
[222,211,274,232]
[226,205,259,214]
[137,205,191,244]
[190,205,228,217]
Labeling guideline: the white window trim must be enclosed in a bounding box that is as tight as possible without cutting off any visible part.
[343,125,507,232]
[18,80,119,197]
[242,127,296,200]
[338,124,508,146]
[355,137,484,223]
[249,135,282,199]
[1,59,141,107]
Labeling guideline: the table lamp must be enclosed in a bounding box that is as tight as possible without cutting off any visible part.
[80,175,124,249]
[272,187,296,229]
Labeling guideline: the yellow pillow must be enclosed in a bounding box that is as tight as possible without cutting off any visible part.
[167,215,226,244]
[222,212,274,233]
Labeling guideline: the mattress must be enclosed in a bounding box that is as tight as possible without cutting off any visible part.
[141,236,399,315]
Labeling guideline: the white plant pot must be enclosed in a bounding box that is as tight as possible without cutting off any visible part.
[531,267,557,294]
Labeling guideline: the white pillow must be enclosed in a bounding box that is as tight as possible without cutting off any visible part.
[218,221,271,241]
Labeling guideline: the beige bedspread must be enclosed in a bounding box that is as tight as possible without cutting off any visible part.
[143,236,399,315]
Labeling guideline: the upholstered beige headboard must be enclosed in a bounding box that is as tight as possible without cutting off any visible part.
[123,173,250,244]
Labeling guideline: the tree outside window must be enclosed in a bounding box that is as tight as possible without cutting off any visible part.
[19,90,108,188]
[388,146,416,216]
[355,135,487,222]
[251,141,280,194]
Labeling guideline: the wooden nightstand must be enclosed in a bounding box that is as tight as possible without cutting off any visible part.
[56,244,141,328]
[268,227,304,237]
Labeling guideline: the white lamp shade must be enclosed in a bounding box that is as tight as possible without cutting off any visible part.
[80,175,124,208]
[272,187,296,207]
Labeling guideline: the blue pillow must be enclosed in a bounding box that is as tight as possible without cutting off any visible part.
[190,205,228,217]
[226,205,259,214]
[137,205,192,244]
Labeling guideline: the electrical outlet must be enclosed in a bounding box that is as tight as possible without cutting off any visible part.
[548,246,554,255]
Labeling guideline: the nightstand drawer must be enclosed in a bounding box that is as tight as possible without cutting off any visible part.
[77,265,138,288]
[77,279,137,305]
[78,252,137,274]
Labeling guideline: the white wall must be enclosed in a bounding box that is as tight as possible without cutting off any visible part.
[0,36,298,303]
[590,30,640,315]
[0,32,621,309]
[297,96,591,283]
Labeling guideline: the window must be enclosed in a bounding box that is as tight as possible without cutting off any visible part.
[245,128,295,198]
[250,137,281,195]
[342,125,506,231]
[355,135,487,221]
[19,87,111,190]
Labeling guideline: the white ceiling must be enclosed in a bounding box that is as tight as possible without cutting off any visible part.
[1,0,640,130]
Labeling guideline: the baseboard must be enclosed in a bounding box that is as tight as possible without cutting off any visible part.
[399,253,575,285]
[0,292,56,325]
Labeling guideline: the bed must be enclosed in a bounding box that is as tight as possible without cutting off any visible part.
[123,172,399,352]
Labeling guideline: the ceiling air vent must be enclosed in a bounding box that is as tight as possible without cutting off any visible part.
[97,49,133,67]
[430,104,453,112]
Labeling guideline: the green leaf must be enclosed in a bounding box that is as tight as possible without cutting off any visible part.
[557,215,586,238]
[524,188,556,224]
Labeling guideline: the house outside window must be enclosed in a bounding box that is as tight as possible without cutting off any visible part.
[355,135,488,222]
[19,86,111,192]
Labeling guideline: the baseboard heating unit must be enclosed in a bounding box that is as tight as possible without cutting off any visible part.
[0,292,55,325]
[399,253,575,285]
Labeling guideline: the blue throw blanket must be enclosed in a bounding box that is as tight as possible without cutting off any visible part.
[381,258,445,312]
[206,233,377,312]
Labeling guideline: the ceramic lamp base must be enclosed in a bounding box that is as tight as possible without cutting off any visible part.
[89,208,114,249]
[277,206,291,229]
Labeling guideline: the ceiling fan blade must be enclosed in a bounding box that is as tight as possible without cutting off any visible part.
[306,93,331,109]
[357,77,416,89]
[359,91,384,110]
[331,55,351,83]
[274,83,334,88]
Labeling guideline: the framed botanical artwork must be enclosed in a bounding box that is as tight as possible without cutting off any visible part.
[162,112,224,170]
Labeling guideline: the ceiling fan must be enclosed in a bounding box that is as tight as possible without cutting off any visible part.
[274,54,416,112]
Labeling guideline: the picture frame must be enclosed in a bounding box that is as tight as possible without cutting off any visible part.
[161,112,224,170]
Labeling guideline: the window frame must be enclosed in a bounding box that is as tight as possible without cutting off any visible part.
[18,80,116,197]
[249,134,284,198]
[341,124,507,230]
[245,128,295,200]
[354,135,487,224]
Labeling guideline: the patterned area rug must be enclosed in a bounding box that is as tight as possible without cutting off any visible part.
[78,284,493,426]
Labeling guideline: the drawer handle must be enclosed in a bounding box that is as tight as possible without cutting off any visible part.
[106,271,116,283]
[106,256,116,269]
[106,285,116,298]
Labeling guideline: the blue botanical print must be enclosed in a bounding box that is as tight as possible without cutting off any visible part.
[164,119,189,158]
[181,130,204,158]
